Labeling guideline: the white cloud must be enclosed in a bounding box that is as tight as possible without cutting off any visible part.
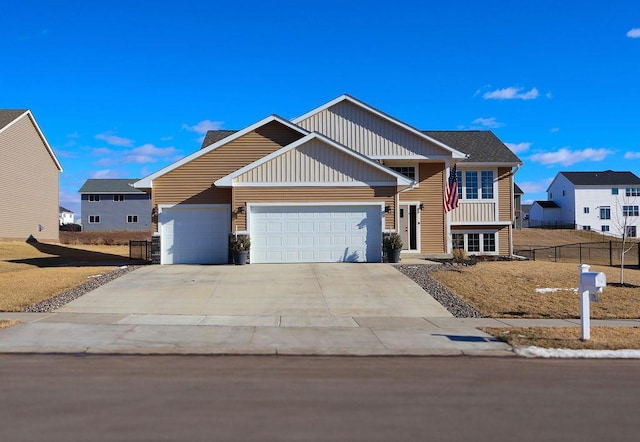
[505,142,532,154]
[95,131,134,147]
[519,178,554,194]
[624,151,640,159]
[627,28,640,38]
[90,169,119,179]
[92,158,115,166]
[529,147,613,166]
[92,147,113,155]
[182,120,224,135]
[550,127,560,133]
[123,144,177,164]
[471,117,504,129]
[483,86,540,100]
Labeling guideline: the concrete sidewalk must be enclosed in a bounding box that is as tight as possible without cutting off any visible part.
[2,312,639,356]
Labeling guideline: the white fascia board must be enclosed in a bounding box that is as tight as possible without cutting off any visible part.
[1,111,63,172]
[134,114,309,189]
[233,181,397,187]
[457,161,522,168]
[450,221,513,226]
[292,94,467,159]
[215,132,413,188]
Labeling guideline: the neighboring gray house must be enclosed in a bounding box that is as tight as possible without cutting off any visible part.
[79,179,151,232]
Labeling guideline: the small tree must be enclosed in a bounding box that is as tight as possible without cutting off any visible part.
[611,193,639,285]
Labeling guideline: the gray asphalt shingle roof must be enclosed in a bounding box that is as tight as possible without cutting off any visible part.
[423,130,522,164]
[78,179,145,194]
[534,200,560,209]
[0,109,27,131]
[59,206,73,213]
[560,171,640,186]
[514,183,524,195]
[201,130,238,148]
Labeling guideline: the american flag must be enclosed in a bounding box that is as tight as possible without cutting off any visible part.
[444,164,459,213]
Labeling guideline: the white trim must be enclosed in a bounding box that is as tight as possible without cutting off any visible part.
[372,155,453,161]
[397,201,422,253]
[0,110,63,172]
[214,132,413,188]
[450,229,500,255]
[126,214,139,223]
[460,161,522,167]
[80,191,143,195]
[292,94,467,159]
[450,221,512,226]
[232,181,397,187]
[134,115,309,189]
[158,203,231,212]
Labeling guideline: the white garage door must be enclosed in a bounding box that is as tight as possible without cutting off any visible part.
[159,205,229,264]
[250,205,382,263]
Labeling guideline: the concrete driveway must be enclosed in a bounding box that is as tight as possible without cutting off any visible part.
[57,264,452,320]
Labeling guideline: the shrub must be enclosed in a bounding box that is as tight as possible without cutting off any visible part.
[383,232,403,250]
[229,234,251,252]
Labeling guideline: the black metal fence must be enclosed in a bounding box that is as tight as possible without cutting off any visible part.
[129,240,152,262]
[515,241,640,268]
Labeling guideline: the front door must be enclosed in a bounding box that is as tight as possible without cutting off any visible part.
[399,203,418,251]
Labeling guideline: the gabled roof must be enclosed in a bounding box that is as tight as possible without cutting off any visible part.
[514,183,523,195]
[215,132,414,188]
[0,109,27,130]
[59,206,74,213]
[79,178,145,194]
[423,131,522,165]
[292,94,467,159]
[0,109,63,171]
[533,200,560,209]
[558,171,640,186]
[135,115,308,188]
[201,130,238,149]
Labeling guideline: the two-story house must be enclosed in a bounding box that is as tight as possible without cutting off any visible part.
[134,95,522,264]
[529,170,640,237]
[0,110,62,242]
[79,179,151,232]
[59,206,75,225]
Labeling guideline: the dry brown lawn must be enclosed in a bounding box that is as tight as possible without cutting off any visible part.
[431,261,640,319]
[0,319,19,329]
[482,326,640,350]
[0,241,131,311]
[513,228,609,248]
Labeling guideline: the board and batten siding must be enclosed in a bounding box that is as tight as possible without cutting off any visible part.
[296,101,448,159]
[0,114,60,241]
[399,162,446,254]
[235,139,395,184]
[231,187,396,232]
[151,122,304,230]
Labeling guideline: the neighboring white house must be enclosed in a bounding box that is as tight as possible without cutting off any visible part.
[59,206,74,225]
[529,170,640,237]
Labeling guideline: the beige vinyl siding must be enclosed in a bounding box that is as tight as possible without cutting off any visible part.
[400,162,446,254]
[0,114,60,241]
[235,138,394,184]
[498,167,513,223]
[232,187,396,231]
[153,121,304,206]
[297,101,449,159]
[498,225,509,255]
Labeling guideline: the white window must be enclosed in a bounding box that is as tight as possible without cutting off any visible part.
[583,226,591,231]
[127,215,138,223]
[452,232,498,254]
[601,225,610,232]
[626,226,637,238]
[612,188,619,195]
[458,170,495,200]
[584,207,589,214]
[623,206,639,217]
[88,194,100,202]
[626,188,640,197]
[114,194,125,202]
[389,166,416,181]
[89,215,100,223]
[600,207,610,220]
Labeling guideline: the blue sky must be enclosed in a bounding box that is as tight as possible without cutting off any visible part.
[2,0,639,217]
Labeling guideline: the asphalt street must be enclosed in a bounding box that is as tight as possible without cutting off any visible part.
[1,355,639,441]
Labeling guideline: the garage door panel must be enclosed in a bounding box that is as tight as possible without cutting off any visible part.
[160,206,229,264]
[250,205,382,263]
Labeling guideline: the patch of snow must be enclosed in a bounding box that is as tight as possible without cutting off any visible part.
[515,346,640,359]
[535,287,578,294]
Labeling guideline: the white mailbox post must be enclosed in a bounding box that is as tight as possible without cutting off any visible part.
[578,264,606,341]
